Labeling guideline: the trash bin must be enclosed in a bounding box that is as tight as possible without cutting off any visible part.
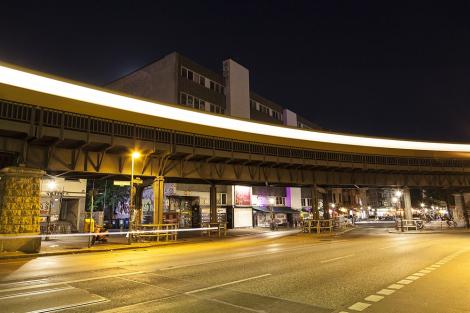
[84,218,95,232]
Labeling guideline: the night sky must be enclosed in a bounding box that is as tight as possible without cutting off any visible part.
[2,1,470,142]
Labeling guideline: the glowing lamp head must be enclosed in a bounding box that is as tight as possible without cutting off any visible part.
[47,180,57,191]
[420,203,425,208]
[330,203,336,208]
[391,197,398,204]
[395,190,402,198]
[131,151,141,159]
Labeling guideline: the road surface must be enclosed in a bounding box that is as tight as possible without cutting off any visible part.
[0,228,469,313]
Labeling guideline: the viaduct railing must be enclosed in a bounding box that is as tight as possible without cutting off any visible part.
[1,98,469,169]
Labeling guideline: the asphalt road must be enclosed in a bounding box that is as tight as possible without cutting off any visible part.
[0,228,469,313]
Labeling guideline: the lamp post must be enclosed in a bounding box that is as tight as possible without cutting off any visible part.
[392,190,403,232]
[45,179,57,241]
[269,197,276,230]
[128,151,141,244]
[329,203,336,219]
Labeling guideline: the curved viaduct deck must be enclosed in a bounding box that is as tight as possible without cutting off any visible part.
[1,62,470,187]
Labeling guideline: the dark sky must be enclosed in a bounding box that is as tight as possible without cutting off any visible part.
[1,1,470,142]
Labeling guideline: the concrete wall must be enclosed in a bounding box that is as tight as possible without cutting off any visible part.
[283,109,298,127]
[223,59,250,119]
[107,52,178,105]
[286,187,302,209]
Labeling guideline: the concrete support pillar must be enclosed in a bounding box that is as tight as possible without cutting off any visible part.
[0,166,44,253]
[210,184,217,223]
[312,185,320,219]
[135,186,144,225]
[461,194,470,228]
[403,187,412,220]
[359,188,369,218]
[152,176,164,224]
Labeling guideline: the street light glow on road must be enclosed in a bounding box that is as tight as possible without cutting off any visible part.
[1,63,470,152]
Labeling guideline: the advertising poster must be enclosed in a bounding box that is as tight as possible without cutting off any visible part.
[234,186,251,206]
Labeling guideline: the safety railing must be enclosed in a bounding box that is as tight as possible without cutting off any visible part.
[0,98,469,169]
[395,219,423,231]
[200,222,227,237]
[136,224,178,242]
[302,219,333,234]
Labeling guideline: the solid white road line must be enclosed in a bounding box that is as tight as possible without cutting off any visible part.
[0,286,74,299]
[0,271,144,293]
[320,254,354,263]
[26,298,109,313]
[185,274,272,295]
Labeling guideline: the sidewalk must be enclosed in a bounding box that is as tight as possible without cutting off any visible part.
[0,227,300,260]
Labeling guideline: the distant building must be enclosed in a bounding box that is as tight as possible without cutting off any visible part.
[107,52,321,129]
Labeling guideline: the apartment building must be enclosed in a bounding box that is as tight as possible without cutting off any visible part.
[107,52,320,129]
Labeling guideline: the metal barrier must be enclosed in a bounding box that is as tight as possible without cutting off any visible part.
[395,219,422,231]
[201,222,227,237]
[136,224,178,242]
[302,219,333,234]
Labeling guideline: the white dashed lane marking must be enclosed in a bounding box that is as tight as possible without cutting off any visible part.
[364,295,384,302]
[348,302,371,311]
[339,248,469,313]
[377,289,395,296]
[413,272,426,277]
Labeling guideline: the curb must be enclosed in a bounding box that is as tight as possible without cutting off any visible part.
[388,229,470,234]
[0,240,189,260]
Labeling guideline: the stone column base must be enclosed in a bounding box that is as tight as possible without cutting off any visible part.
[0,234,41,253]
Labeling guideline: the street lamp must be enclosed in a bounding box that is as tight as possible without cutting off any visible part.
[392,191,404,232]
[128,150,141,244]
[268,197,276,230]
[45,179,58,241]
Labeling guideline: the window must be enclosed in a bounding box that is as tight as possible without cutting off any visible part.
[276,197,286,206]
[181,67,187,78]
[180,93,187,105]
[250,100,256,109]
[198,100,205,110]
[199,76,205,86]
[301,198,312,207]
[180,93,222,114]
[217,193,227,205]
[210,103,224,114]
[210,81,215,91]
